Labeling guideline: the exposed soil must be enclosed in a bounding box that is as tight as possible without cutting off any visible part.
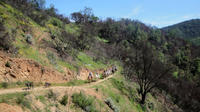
[0,51,73,83]
[0,103,23,112]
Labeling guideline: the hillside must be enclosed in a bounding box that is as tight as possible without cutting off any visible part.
[162,19,200,45]
[0,0,200,112]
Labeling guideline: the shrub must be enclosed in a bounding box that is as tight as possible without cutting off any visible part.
[148,102,154,110]
[25,34,33,44]
[72,92,98,112]
[47,90,58,101]
[47,52,57,65]
[60,95,68,106]
[16,81,22,85]
[105,98,119,112]
[1,82,8,88]
[0,22,15,51]
[5,61,11,68]
[16,93,31,109]
[49,18,63,28]
[36,95,46,104]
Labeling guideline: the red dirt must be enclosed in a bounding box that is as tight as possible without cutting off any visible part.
[0,103,23,112]
[0,51,73,83]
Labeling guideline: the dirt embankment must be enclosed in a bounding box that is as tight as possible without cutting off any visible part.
[0,51,110,83]
[0,51,74,83]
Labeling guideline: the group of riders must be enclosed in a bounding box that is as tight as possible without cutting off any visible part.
[87,65,118,82]
[25,82,51,90]
[24,65,117,89]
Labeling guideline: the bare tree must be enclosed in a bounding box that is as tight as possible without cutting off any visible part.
[124,41,171,104]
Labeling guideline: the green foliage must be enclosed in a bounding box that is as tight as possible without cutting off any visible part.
[5,61,11,67]
[163,19,200,39]
[0,82,8,88]
[191,58,200,76]
[25,34,33,44]
[65,23,80,36]
[0,92,28,103]
[47,51,57,65]
[97,36,109,43]
[77,52,107,70]
[47,90,58,101]
[60,95,68,106]
[16,38,47,66]
[36,95,46,104]
[105,98,120,112]
[48,17,63,28]
[72,92,98,112]
[173,71,179,78]
[16,81,22,85]
[57,60,77,71]
[66,80,87,86]
[16,93,31,109]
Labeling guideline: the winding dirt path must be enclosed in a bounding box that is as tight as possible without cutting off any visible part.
[0,75,114,95]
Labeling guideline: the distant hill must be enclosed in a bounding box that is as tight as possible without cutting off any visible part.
[162,19,200,45]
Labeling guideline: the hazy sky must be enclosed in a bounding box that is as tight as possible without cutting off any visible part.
[46,0,200,28]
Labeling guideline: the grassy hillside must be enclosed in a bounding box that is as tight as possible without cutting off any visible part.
[1,0,200,111]
[0,1,110,74]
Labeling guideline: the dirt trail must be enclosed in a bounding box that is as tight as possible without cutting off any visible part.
[0,75,114,95]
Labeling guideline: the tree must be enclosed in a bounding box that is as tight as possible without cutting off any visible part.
[0,21,16,51]
[71,12,84,24]
[123,41,171,104]
[71,7,98,24]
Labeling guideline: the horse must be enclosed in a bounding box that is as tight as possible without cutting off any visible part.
[25,82,34,89]
[44,82,51,88]
[95,73,100,79]
[88,72,93,82]
[103,69,112,78]
[112,65,117,73]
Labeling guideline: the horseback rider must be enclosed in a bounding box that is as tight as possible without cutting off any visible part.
[88,72,93,82]
[95,73,100,78]
[44,82,51,88]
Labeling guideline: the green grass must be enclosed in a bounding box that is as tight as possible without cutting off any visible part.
[92,75,144,112]
[53,80,87,87]
[65,23,80,36]
[77,52,107,70]
[0,92,34,110]
[15,38,47,66]
[0,92,29,103]
[72,92,99,112]
[97,36,109,43]
[57,60,77,71]
[173,71,179,78]
[36,95,46,104]
[0,81,42,89]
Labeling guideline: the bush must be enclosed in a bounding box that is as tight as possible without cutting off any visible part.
[72,92,98,112]
[0,22,16,51]
[25,34,33,44]
[49,18,63,28]
[105,98,119,112]
[16,93,31,109]
[47,52,57,65]
[16,81,22,85]
[148,102,154,110]
[60,95,68,106]
[1,82,8,88]
[47,90,58,101]
[5,61,11,68]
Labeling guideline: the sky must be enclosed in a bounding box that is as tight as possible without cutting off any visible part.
[45,0,200,28]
